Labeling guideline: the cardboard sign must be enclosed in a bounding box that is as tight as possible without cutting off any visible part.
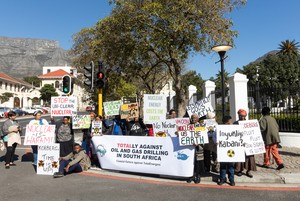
[24,125,56,145]
[51,96,77,116]
[239,120,266,155]
[120,103,139,119]
[72,115,91,129]
[216,125,245,162]
[103,100,121,116]
[178,125,209,146]
[152,119,177,137]
[186,96,214,118]
[143,94,167,124]
[37,144,60,175]
[92,121,102,136]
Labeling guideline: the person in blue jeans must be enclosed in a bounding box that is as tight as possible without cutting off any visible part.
[218,115,235,186]
[53,143,91,178]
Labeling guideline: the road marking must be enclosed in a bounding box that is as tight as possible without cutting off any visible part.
[80,172,300,191]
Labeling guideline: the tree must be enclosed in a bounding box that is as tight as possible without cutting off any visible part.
[181,70,204,99]
[39,84,58,104]
[278,39,299,56]
[0,92,13,103]
[23,76,41,87]
[72,0,245,117]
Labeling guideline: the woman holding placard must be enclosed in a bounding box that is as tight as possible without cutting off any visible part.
[28,111,49,166]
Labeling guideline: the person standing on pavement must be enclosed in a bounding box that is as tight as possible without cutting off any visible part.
[234,109,257,178]
[53,143,91,178]
[259,107,284,170]
[82,112,96,156]
[1,111,22,169]
[28,111,49,166]
[218,115,235,186]
[56,116,74,157]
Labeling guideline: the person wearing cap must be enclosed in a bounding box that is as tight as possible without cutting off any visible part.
[234,109,257,178]
[28,111,49,166]
[259,107,284,170]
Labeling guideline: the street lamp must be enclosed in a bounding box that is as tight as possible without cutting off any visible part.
[212,45,232,118]
[255,66,260,114]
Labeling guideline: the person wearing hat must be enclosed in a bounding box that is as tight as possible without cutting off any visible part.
[234,109,257,178]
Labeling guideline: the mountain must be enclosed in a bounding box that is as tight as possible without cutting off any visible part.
[0,36,73,78]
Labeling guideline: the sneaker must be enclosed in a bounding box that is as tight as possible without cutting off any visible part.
[229,181,235,186]
[276,164,284,170]
[246,171,253,178]
[217,180,226,185]
[53,172,64,178]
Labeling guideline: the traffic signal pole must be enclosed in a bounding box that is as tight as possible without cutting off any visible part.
[98,88,103,117]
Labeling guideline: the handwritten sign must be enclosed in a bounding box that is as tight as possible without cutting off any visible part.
[152,119,177,137]
[143,94,167,124]
[92,121,102,136]
[186,96,214,118]
[239,120,266,155]
[72,115,91,129]
[216,125,245,162]
[37,144,60,175]
[24,125,56,145]
[51,96,77,116]
[103,100,121,116]
[120,103,139,119]
[178,125,209,146]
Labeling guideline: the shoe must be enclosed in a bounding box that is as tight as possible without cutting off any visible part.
[262,165,270,168]
[186,177,193,183]
[9,163,16,166]
[53,172,64,178]
[246,171,253,178]
[236,172,242,177]
[217,180,226,185]
[229,181,235,186]
[5,165,10,169]
[276,164,284,170]
[194,176,201,184]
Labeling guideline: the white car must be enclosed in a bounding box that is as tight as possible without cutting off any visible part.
[22,107,43,115]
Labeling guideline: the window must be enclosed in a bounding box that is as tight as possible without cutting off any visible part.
[70,69,74,75]
[10,84,12,91]
[47,69,51,73]
[14,85,17,91]
[5,83,7,90]
[55,81,59,88]
[0,81,2,89]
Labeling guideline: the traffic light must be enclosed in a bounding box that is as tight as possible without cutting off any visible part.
[62,75,71,94]
[96,71,105,89]
[84,61,94,90]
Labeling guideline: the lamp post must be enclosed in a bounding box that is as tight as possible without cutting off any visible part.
[212,45,232,118]
[255,66,260,114]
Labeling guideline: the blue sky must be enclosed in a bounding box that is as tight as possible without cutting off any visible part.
[1,0,299,80]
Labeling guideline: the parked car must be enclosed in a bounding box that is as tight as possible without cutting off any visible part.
[13,108,28,116]
[22,107,43,115]
[0,107,11,118]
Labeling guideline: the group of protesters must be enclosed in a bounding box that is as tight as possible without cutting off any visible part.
[0,106,284,185]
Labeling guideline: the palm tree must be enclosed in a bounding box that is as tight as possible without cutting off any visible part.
[278,39,299,56]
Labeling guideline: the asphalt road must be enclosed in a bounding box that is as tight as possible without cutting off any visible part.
[0,149,299,201]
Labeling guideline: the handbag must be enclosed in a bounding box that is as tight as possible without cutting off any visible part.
[0,139,6,151]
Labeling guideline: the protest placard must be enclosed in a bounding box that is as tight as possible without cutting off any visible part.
[152,119,177,137]
[51,96,77,116]
[37,144,60,175]
[120,103,139,119]
[24,125,56,145]
[92,121,102,136]
[72,115,91,129]
[178,126,209,146]
[238,120,265,155]
[103,100,121,116]
[216,125,245,162]
[186,96,214,118]
[143,94,167,124]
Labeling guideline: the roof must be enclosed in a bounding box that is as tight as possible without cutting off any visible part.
[38,69,74,79]
[0,72,32,87]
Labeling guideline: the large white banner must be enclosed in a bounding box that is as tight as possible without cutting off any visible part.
[186,96,214,118]
[92,136,195,177]
[143,94,167,124]
[216,125,245,162]
[37,144,60,175]
[51,96,77,116]
[24,125,56,145]
[238,120,266,155]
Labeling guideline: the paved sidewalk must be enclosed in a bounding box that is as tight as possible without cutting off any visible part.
[87,146,300,187]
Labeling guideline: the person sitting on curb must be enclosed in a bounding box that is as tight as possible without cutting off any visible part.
[53,143,91,178]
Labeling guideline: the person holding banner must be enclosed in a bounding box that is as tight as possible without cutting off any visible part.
[82,112,96,156]
[56,116,74,157]
[29,111,49,166]
[1,111,22,169]
[186,114,204,184]
[53,143,91,178]
[234,109,257,178]
[126,116,147,136]
[259,107,284,170]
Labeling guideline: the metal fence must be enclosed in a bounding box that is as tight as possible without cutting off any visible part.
[248,85,300,132]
